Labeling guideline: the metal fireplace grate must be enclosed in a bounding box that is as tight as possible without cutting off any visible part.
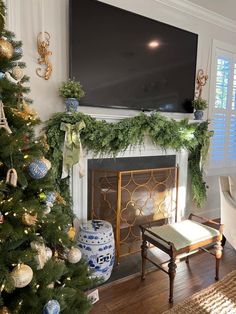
[90,166,178,263]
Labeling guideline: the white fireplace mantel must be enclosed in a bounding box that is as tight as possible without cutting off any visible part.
[72,112,189,223]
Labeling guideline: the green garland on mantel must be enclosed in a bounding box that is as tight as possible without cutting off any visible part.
[44,112,213,209]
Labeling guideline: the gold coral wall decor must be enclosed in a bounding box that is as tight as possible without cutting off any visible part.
[36,31,52,80]
[195,69,208,99]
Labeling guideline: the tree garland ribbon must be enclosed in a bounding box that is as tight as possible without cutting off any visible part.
[60,120,85,179]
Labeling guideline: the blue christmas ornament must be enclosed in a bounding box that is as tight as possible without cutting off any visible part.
[45,191,56,207]
[28,158,51,179]
[14,47,23,56]
[0,72,5,79]
[43,300,60,314]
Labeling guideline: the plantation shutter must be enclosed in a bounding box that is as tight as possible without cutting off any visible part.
[209,45,236,172]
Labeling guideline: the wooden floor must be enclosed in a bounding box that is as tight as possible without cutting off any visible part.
[90,243,236,314]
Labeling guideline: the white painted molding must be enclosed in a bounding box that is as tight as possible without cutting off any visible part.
[82,111,194,123]
[154,0,236,33]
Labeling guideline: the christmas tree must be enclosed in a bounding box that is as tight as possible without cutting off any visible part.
[0,3,94,313]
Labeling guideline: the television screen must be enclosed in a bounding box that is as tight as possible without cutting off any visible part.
[69,0,198,113]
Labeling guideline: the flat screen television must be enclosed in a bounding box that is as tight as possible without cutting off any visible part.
[69,0,198,113]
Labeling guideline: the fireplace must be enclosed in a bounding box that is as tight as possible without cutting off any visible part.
[87,156,178,262]
[71,114,188,222]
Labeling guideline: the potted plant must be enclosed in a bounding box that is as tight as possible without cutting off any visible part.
[192,97,208,120]
[59,78,85,113]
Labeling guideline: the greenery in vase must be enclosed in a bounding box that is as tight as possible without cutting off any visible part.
[59,78,85,100]
[192,97,208,111]
[0,3,96,313]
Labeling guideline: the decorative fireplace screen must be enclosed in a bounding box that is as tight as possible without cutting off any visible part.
[90,166,178,263]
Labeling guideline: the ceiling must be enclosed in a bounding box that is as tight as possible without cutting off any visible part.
[187,0,236,21]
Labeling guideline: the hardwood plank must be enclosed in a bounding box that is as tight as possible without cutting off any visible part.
[90,243,236,314]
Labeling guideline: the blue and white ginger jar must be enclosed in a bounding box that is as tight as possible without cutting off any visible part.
[78,220,115,282]
[65,98,79,113]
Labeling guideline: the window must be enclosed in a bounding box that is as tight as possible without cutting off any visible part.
[209,41,236,173]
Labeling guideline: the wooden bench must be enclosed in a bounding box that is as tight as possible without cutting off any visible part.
[140,214,224,303]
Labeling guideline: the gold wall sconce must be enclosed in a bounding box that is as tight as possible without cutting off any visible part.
[195,69,208,99]
[36,31,52,80]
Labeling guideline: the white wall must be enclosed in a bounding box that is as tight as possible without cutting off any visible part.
[6,0,68,121]
[6,0,236,218]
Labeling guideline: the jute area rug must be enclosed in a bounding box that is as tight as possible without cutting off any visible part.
[163,270,236,314]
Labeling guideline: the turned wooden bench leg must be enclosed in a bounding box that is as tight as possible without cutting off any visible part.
[141,238,148,280]
[215,241,223,280]
[168,258,177,303]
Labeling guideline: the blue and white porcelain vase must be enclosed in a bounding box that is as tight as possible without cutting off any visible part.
[194,110,204,120]
[65,98,79,113]
[78,220,115,282]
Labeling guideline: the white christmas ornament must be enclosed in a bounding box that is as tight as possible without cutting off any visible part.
[67,247,82,264]
[0,101,12,134]
[12,65,24,81]
[30,240,47,269]
[11,264,33,288]
[44,207,51,215]
[45,247,52,260]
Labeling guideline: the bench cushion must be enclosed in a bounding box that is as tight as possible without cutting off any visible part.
[144,219,220,250]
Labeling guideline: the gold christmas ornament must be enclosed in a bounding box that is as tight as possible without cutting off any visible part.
[11,264,33,288]
[12,65,24,81]
[0,38,13,59]
[68,227,76,240]
[55,192,66,205]
[5,168,17,187]
[12,100,37,121]
[0,307,11,314]
[67,247,82,264]
[41,157,51,170]
[22,213,37,226]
